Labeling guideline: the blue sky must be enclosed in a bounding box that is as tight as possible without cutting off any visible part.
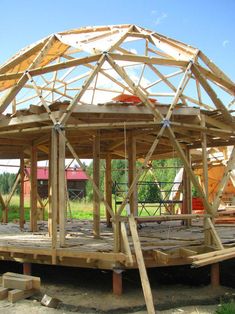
[0,0,234,80]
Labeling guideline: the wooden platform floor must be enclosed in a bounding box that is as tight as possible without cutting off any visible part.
[0,219,234,269]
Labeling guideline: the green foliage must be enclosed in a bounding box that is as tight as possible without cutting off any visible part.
[86,158,183,203]
[0,172,18,195]
[215,301,235,314]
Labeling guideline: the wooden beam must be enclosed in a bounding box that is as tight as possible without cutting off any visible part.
[109,52,188,67]
[165,61,193,120]
[20,154,25,229]
[59,54,106,125]
[61,132,114,219]
[205,217,223,250]
[51,129,58,249]
[201,115,211,246]
[191,64,233,124]
[182,148,192,226]
[199,51,234,85]
[105,154,112,227]
[30,145,37,232]
[117,125,166,216]
[58,131,66,247]
[93,130,100,238]
[128,131,137,215]
[106,54,164,121]
[121,222,134,265]
[0,35,56,114]
[0,192,7,223]
[128,215,155,314]
[212,146,235,212]
[166,126,214,215]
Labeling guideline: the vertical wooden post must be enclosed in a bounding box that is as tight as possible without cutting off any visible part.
[201,114,211,245]
[113,269,123,296]
[182,148,192,226]
[19,154,25,229]
[48,141,52,237]
[211,263,220,287]
[93,130,100,238]
[58,131,66,247]
[105,154,112,227]
[23,262,31,276]
[30,145,38,232]
[128,131,138,215]
[51,129,58,249]
[186,148,192,216]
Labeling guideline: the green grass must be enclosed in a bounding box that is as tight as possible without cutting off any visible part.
[2,195,178,222]
[2,194,107,222]
[215,301,235,314]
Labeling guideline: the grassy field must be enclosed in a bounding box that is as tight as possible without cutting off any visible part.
[2,195,178,222]
[2,195,107,222]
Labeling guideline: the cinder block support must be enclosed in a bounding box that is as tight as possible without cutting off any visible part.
[211,263,220,287]
[23,262,32,276]
[112,269,123,296]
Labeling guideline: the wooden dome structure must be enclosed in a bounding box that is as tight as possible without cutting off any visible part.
[0,24,234,312]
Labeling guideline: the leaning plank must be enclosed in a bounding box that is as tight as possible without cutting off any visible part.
[8,289,37,303]
[120,222,134,265]
[0,287,8,300]
[129,215,155,314]
[2,275,32,290]
[205,217,224,250]
[3,272,40,290]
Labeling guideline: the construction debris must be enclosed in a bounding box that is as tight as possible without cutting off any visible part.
[0,272,40,303]
[41,294,61,308]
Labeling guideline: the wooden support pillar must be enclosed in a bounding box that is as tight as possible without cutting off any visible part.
[201,114,211,245]
[211,263,220,287]
[48,143,52,237]
[0,193,7,223]
[19,154,25,229]
[112,269,123,296]
[50,129,58,249]
[23,262,31,276]
[58,131,66,247]
[30,145,38,232]
[105,154,112,227]
[93,130,100,238]
[182,148,192,226]
[128,131,137,216]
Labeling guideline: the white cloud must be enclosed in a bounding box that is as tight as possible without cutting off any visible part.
[222,40,230,47]
[154,13,168,25]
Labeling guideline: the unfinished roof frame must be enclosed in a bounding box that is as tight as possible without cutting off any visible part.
[0,24,234,312]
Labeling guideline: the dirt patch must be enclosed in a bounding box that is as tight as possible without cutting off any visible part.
[0,261,235,313]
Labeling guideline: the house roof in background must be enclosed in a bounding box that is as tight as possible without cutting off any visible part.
[27,167,88,180]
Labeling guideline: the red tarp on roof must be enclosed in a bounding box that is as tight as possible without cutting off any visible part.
[112,94,157,104]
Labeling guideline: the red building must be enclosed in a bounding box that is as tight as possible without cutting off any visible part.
[24,167,88,199]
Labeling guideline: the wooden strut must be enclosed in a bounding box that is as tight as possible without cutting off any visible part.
[212,145,235,213]
[93,130,101,238]
[30,146,38,232]
[0,35,57,114]
[128,215,155,314]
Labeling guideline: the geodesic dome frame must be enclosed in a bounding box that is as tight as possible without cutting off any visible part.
[0,24,234,218]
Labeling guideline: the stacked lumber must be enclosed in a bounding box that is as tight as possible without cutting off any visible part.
[0,272,40,303]
[190,247,235,267]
